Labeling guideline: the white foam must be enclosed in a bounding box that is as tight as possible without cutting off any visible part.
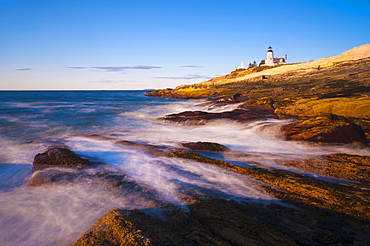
[0,183,148,246]
[65,137,275,202]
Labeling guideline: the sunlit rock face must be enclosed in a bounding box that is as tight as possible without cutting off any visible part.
[282,114,368,144]
[71,209,152,246]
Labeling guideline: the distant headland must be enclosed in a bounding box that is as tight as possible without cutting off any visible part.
[147,43,370,145]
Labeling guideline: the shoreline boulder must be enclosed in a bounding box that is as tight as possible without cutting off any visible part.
[181,141,230,152]
[162,107,274,125]
[33,147,97,172]
[70,209,152,246]
[282,114,367,144]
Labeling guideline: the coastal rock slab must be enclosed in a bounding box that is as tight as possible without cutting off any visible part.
[28,168,130,187]
[72,200,299,246]
[73,198,363,245]
[162,107,274,125]
[29,168,80,186]
[181,141,230,152]
[87,135,232,164]
[281,153,370,185]
[71,209,152,246]
[282,114,367,144]
[33,147,97,171]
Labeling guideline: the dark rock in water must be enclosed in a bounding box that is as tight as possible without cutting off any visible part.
[181,141,230,152]
[30,146,165,207]
[28,168,128,187]
[72,200,296,246]
[70,208,152,246]
[28,168,79,186]
[282,114,367,144]
[88,135,219,161]
[73,199,364,245]
[162,107,274,125]
[28,168,165,208]
[33,147,97,171]
[31,147,103,186]
[114,140,170,157]
[87,135,234,169]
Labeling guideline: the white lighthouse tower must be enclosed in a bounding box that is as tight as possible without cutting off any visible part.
[266,46,275,66]
[234,60,245,70]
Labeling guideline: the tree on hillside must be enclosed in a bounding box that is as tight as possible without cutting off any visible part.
[248,61,258,68]
[259,59,265,66]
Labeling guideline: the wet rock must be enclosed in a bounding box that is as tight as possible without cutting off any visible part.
[72,200,297,246]
[181,141,230,152]
[73,198,367,245]
[282,114,367,144]
[71,208,152,246]
[114,140,171,158]
[312,216,355,245]
[28,168,127,187]
[28,167,165,208]
[281,153,370,185]
[31,147,107,186]
[162,107,274,125]
[87,135,231,165]
[33,147,97,171]
[28,168,79,186]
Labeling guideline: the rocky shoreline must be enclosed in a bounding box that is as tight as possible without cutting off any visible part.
[146,45,370,146]
[26,45,370,245]
[29,140,370,245]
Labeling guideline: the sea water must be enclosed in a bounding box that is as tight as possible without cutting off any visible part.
[0,90,368,245]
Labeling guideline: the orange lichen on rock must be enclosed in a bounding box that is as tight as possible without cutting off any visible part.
[71,209,152,246]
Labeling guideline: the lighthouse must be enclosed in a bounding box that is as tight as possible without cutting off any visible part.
[266,46,275,66]
[234,60,245,71]
[265,46,286,66]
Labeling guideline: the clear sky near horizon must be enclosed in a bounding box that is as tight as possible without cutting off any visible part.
[1,0,370,90]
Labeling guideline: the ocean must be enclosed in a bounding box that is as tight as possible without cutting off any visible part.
[0,90,368,245]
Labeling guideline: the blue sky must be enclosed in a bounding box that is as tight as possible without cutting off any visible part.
[1,0,369,90]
